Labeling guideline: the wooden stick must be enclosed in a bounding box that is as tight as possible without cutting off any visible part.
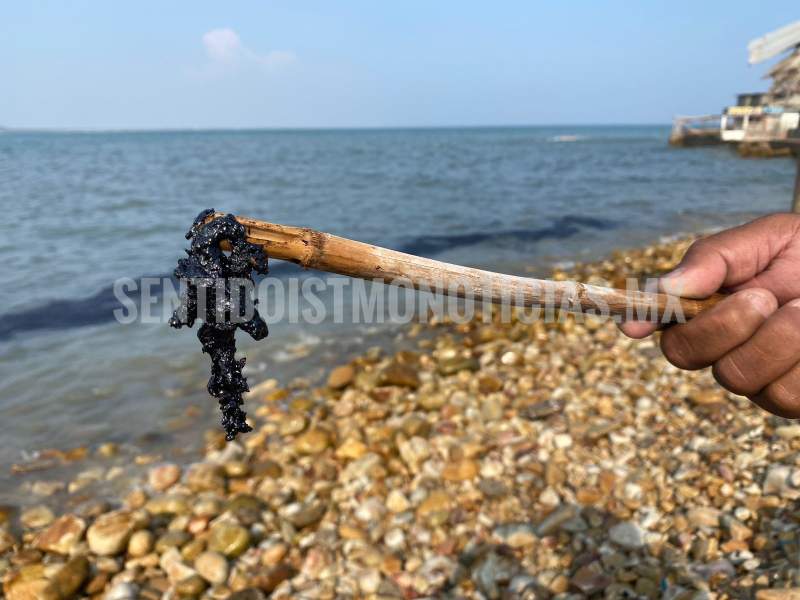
[214,212,724,322]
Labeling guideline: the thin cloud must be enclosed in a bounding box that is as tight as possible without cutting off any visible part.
[201,28,296,72]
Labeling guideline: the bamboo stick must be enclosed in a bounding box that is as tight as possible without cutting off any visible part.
[213,212,724,322]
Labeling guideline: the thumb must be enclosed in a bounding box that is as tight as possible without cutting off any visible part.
[660,214,798,299]
[659,253,728,299]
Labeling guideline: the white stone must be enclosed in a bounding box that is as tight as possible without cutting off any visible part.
[609,521,645,550]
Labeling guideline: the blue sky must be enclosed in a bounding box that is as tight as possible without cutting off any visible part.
[1,2,797,129]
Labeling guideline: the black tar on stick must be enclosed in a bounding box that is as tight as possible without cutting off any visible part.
[170,209,269,441]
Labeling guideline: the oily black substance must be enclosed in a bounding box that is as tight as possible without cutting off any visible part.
[170,209,269,440]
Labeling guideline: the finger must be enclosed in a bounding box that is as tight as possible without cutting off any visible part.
[751,364,800,419]
[660,214,800,299]
[618,279,660,339]
[713,299,800,396]
[619,320,658,339]
[660,288,777,370]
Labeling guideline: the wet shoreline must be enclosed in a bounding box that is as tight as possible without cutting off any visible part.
[3,233,800,599]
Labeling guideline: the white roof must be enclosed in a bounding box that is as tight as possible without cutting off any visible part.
[748,20,800,64]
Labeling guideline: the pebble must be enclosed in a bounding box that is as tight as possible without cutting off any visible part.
[86,511,135,556]
[127,529,154,557]
[283,501,327,529]
[327,364,355,389]
[104,582,139,600]
[207,522,251,558]
[416,490,452,526]
[0,529,17,554]
[442,458,479,481]
[386,490,411,513]
[20,505,55,529]
[335,437,368,460]
[377,362,419,388]
[33,514,86,555]
[608,520,645,550]
[185,463,226,492]
[260,542,288,567]
[536,504,577,536]
[293,429,331,455]
[687,506,721,528]
[195,550,229,584]
[148,463,181,491]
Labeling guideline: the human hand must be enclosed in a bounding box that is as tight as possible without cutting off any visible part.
[620,213,800,418]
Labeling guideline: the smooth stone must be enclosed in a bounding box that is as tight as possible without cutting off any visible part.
[250,563,295,593]
[160,547,197,583]
[775,425,800,439]
[477,374,503,394]
[284,501,327,529]
[181,538,205,562]
[377,362,419,388]
[260,542,288,567]
[608,521,645,550]
[386,490,411,513]
[358,569,382,594]
[0,529,17,554]
[493,523,537,548]
[478,478,509,499]
[442,458,479,481]
[437,355,479,375]
[20,506,55,529]
[3,576,59,600]
[207,522,251,558]
[417,393,447,411]
[279,413,307,437]
[127,529,154,557]
[472,548,519,599]
[195,551,229,585]
[480,397,504,421]
[687,506,720,529]
[355,498,386,523]
[570,561,613,595]
[155,530,192,553]
[145,494,192,516]
[384,528,406,551]
[416,491,451,526]
[764,465,791,495]
[33,515,86,555]
[397,436,431,472]
[185,463,226,492]
[104,582,139,600]
[86,511,135,556]
[30,481,65,497]
[293,429,331,455]
[535,504,578,536]
[688,389,726,406]
[174,574,208,597]
[327,365,355,389]
[148,463,181,491]
[50,556,90,598]
[521,398,565,420]
[335,438,368,460]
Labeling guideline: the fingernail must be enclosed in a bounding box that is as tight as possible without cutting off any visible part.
[787,298,800,309]
[660,267,686,295]
[662,267,685,280]
[743,290,775,317]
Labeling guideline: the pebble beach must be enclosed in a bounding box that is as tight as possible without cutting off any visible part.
[3,235,800,600]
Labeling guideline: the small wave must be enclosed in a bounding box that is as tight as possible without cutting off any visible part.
[548,135,585,143]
